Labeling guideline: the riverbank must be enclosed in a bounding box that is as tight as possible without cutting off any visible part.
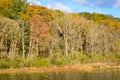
[0,63,120,74]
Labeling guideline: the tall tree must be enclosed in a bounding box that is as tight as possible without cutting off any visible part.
[20,5,54,21]
[0,16,21,59]
[0,0,28,19]
[29,14,50,57]
[50,14,87,56]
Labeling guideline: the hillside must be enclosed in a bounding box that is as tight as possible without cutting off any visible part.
[0,0,120,68]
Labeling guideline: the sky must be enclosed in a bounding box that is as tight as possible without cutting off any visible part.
[28,0,120,18]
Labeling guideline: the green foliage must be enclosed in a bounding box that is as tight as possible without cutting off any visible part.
[0,0,28,19]
[80,12,93,20]
[0,56,23,69]
[50,57,64,66]
[80,12,110,22]
[50,52,90,65]
[10,56,22,68]
[33,58,50,67]
[0,51,120,69]
[79,12,120,28]
[72,51,89,64]
[0,3,120,69]
[0,58,11,69]
[23,58,50,67]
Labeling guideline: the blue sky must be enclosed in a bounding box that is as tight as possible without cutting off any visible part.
[28,0,120,18]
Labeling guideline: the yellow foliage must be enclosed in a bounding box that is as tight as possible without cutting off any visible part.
[20,5,54,21]
[0,0,10,8]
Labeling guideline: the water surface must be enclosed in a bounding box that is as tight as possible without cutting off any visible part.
[0,69,120,80]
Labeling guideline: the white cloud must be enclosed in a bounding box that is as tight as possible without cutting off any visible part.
[27,0,41,5]
[46,2,72,12]
[72,0,96,8]
[73,0,87,6]
[113,0,120,8]
[95,0,104,5]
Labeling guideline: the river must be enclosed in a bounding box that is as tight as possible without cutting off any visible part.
[0,69,120,80]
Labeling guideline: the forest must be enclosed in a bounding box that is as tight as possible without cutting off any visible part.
[0,0,120,68]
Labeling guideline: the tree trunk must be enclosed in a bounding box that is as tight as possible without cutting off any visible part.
[22,27,25,60]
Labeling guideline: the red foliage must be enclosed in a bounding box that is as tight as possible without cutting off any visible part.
[29,14,50,52]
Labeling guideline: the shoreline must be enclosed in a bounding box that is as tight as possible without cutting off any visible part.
[0,63,120,74]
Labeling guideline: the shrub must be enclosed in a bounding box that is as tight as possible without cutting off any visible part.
[23,58,50,67]
[0,58,11,69]
[50,57,64,66]
[33,58,50,67]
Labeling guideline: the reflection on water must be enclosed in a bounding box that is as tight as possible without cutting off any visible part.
[0,69,120,80]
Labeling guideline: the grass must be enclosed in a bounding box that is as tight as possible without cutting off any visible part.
[0,51,120,69]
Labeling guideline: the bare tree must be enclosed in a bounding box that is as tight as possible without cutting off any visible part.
[0,16,21,60]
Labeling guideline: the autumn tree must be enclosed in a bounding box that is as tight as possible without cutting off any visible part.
[20,5,54,21]
[0,0,28,19]
[0,16,21,59]
[29,14,50,57]
[49,14,87,56]
[17,20,30,59]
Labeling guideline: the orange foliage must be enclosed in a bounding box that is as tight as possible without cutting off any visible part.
[29,14,51,52]
[21,5,54,21]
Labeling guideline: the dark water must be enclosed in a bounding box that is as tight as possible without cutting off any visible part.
[0,69,120,80]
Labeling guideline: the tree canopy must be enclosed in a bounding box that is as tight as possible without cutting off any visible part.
[0,0,120,68]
